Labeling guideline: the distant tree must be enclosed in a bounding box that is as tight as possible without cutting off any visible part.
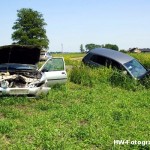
[95,44,101,48]
[80,44,84,53]
[103,44,119,51]
[12,8,49,49]
[85,43,101,51]
[120,49,127,53]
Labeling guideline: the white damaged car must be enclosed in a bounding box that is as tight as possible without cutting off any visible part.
[0,45,67,96]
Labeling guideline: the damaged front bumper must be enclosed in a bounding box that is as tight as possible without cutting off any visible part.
[0,87,50,96]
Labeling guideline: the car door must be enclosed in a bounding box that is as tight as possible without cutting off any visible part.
[39,57,67,86]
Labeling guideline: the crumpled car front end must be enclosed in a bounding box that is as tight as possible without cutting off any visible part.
[0,71,50,96]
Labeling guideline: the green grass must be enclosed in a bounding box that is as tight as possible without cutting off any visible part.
[0,52,150,149]
[0,83,150,149]
[52,52,85,66]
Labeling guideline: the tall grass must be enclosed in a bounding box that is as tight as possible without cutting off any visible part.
[70,66,112,87]
[109,70,143,91]
[69,65,148,91]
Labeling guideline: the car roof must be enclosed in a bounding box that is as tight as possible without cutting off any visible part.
[89,48,134,64]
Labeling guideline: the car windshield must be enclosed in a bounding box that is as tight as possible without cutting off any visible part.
[124,59,147,78]
[0,63,36,71]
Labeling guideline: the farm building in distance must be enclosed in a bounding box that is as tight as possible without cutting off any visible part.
[129,48,150,53]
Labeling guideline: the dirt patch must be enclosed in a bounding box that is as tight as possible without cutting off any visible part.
[70,57,83,61]
[0,113,5,119]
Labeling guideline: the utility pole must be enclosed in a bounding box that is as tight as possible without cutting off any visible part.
[61,43,63,53]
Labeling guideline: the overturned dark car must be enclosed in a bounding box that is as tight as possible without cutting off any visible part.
[0,45,67,96]
[82,48,150,80]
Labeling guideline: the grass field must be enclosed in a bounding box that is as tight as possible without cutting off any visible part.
[0,52,150,149]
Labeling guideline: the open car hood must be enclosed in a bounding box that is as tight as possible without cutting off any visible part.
[0,45,41,65]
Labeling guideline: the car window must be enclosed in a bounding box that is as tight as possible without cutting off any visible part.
[109,59,125,70]
[90,55,107,66]
[124,59,147,78]
[42,58,64,71]
[90,55,125,70]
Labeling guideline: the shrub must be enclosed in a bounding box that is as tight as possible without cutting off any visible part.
[70,65,146,91]
[109,70,140,91]
[139,75,150,89]
[69,66,93,87]
[70,66,112,87]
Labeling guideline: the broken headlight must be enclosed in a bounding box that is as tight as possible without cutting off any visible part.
[1,80,9,88]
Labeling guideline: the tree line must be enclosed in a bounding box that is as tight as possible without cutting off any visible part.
[80,43,119,52]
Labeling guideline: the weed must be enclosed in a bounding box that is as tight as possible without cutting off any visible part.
[140,75,150,89]
[109,70,141,91]
[69,65,113,87]
[0,108,23,119]
[0,120,15,134]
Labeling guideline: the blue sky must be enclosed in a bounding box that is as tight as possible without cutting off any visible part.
[1,0,150,52]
